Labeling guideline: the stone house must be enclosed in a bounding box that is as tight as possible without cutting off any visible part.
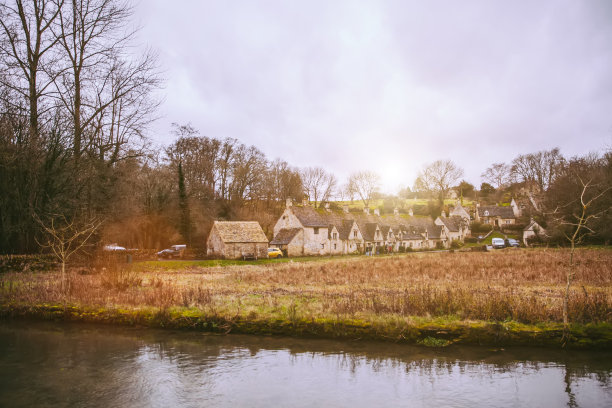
[206,221,269,259]
[273,201,330,256]
[395,225,427,249]
[523,219,546,246]
[475,199,520,227]
[434,212,470,242]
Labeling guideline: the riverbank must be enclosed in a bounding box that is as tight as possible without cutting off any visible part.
[1,249,610,349]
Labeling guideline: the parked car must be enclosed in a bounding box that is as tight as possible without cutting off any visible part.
[157,244,186,259]
[491,238,505,249]
[103,244,126,251]
[505,238,520,248]
[268,247,283,259]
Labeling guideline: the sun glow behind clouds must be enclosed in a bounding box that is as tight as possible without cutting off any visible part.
[378,162,411,195]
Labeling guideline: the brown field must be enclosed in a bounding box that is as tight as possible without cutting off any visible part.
[1,248,610,327]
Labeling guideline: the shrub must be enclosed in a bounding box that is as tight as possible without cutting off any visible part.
[501,223,527,232]
[464,237,478,243]
[450,240,463,249]
[470,222,493,233]
[435,241,445,250]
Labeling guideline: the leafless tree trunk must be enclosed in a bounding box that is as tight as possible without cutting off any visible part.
[0,0,63,138]
[54,0,159,162]
[559,176,610,343]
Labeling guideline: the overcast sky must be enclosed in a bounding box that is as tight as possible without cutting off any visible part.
[134,0,612,193]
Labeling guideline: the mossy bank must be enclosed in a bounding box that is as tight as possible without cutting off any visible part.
[1,303,610,349]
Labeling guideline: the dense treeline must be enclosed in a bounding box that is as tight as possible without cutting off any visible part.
[1,1,609,254]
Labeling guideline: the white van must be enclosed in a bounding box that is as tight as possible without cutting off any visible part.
[491,238,505,249]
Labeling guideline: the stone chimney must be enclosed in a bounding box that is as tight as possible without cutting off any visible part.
[374,208,380,216]
[408,208,414,216]
[393,207,399,216]
[363,207,370,215]
[302,198,309,206]
[286,198,293,208]
[343,204,349,214]
[324,202,331,212]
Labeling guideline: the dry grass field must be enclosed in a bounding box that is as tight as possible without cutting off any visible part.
[1,249,610,330]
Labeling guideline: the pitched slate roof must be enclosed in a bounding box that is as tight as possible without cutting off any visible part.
[427,225,444,239]
[478,206,515,219]
[438,216,465,232]
[212,221,268,243]
[290,205,328,227]
[450,204,471,220]
[398,225,424,240]
[363,223,380,241]
[270,228,301,245]
[337,219,355,240]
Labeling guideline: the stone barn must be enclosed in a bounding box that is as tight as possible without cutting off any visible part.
[206,221,269,259]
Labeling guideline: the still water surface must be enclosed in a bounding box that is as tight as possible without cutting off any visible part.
[0,321,610,407]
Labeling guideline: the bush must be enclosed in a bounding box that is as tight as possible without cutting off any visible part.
[501,223,527,232]
[398,245,406,253]
[464,237,478,244]
[435,241,445,250]
[470,222,493,233]
[450,240,463,249]
[0,254,57,273]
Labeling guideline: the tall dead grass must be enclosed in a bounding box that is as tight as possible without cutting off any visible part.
[1,249,610,324]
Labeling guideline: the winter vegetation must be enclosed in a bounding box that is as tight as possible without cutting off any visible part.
[1,249,610,348]
[0,0,610,348]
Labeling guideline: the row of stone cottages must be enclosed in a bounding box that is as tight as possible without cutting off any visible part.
[269,199,472,256]
[206,198,540,258]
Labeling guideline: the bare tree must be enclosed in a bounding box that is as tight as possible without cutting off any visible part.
[53,0,160,162]
[36,213,101,291]
[0,0,63,137]
[413,160,463,204]
[301,167,336,208]
[263,159,303,210]
[481,162,511,189]
[546,152,611,344]
[511,148,564,192]
[347,171,380,208]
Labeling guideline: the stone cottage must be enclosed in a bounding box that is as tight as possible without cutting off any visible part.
[475,199,520,227]
[206,221,269,259]
[434,211,470,242]
[272,200,330,256]
[523,219,546,246]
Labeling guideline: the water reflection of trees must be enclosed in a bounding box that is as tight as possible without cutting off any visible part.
[1,323,610,407]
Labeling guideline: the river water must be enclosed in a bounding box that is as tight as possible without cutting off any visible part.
[0,322,610,407]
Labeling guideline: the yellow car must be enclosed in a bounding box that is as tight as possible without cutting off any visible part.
[268,247,283,258]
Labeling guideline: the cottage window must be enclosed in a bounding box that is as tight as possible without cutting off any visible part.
[282,215,287,220]
[484,210,489,216]
[314,227,319,234]
[353,231,357,238]
[321,244,325,249]
[333,232,338,240]
[334,243,337,250]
